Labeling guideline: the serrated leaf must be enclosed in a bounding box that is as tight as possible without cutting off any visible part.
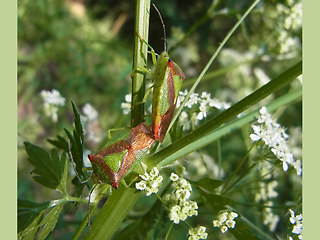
[47,135,69,152]
[18,199,50,233]
[18,200,64,240]
[24,142,66,191]
[64,128,83,170]
[56,152,68,195]
[36,203,64,240]
[190,177,223,193]
[18,210,43,240]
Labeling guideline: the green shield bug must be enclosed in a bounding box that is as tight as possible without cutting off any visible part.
[88,4,185,189]
[88,123,155,189]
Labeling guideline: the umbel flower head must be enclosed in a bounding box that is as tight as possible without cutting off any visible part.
[289,209,302,239]
[250,107,301,175]
[166,173,198,224]
[188,226,208,240]
[212,210,238,233]
[135,167,163,196]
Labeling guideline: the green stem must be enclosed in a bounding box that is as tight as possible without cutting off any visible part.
[221,145,254,194]
[131,0,151,127]
[83,185,141,240]
[81,1,151,239]
[165,222,174,240]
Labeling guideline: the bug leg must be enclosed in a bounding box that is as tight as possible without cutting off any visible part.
[106,127,130,139]
[136,31,158,66]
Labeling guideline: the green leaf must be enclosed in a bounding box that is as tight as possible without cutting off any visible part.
[24,142,67,192]
[47,135,69,152]
[18,200,64,240]
[199,190,233,214]
[190,177,223,193]
[18,199,50,234]
[72,100,84,143]
[36,203,64,240]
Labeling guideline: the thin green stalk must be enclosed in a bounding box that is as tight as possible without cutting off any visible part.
[165,222,174,240]
[131,0,151,127]
[221,145,254,194]
[82,1,151,239]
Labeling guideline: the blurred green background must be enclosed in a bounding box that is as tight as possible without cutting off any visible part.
[18,0,301,239]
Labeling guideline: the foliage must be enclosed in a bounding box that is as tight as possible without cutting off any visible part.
[18,0,302,239]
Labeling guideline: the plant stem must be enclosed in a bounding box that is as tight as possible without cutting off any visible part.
[81,1,151,239]
[131,0,151,127]
[83,185,141,240]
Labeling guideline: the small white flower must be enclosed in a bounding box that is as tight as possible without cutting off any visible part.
[170,173,179,182]
[226,220,236,228]
[135,181,146,190]
[139,172,150,181]
[218,212,228,223]
[150,167,159,177]
[212,220,221,228]
[136,167,163,196]
[220,226,228,233]
[229,212,238,220]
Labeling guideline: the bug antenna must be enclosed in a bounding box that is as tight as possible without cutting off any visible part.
[152,3,167,52]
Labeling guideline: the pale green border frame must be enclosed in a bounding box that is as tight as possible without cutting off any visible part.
[0,0,312,239]
[0,0,17,238]
[303,0,319,239]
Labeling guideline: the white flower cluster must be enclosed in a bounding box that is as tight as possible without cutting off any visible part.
[177,90,230,130]
[135,167,163,196]
[212,210,238,233]
[262,201,280,232]
[250,107,302,175]
[188,226,208,240]
[165,173,198,224]
[276,0,302,55]
[40,89,66,122]
[289,209,302,239]
[81,103,101,144]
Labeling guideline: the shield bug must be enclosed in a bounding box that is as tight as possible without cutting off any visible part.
[88,123,155,189]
